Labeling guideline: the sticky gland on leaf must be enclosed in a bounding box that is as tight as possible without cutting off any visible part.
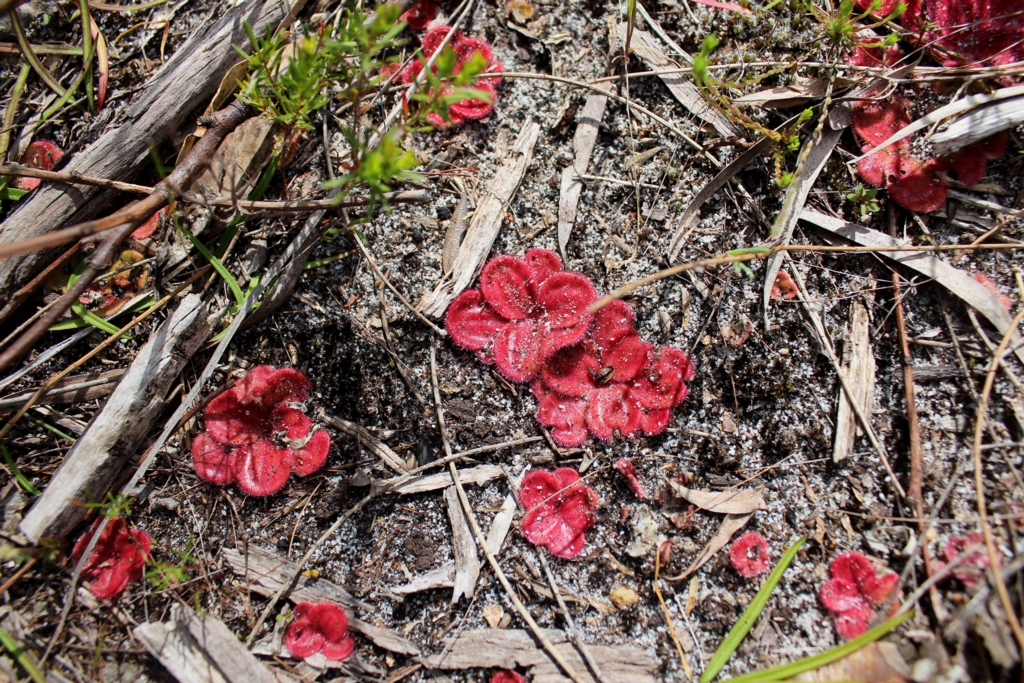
[729,532,770,578]
[446,249,597,382]
[820,552,900,639]
[72,518,151,601]
[191,366,330,496]
[519,467,600,559]
[13,140,63,190]
[284,602,356,661]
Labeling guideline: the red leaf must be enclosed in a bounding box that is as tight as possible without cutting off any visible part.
[455,36,494,65]
[251,367,312,408]
[72,518,150,601]
[519,467,599,559]
[835,602,874,640]
[400,0,437,29]
[13,140,63,190]
[592,300,636,349]
[820,578,863,613]
[191,432,237,485]
[524,248,562,285]
[480,255,538,321]
[519,468,560,511]
[492,671,526,683]
[233,440,292,496]
[446,290,506,351]
[586,385,640,439]
[272,405,312,440]
[857,145,899,187]
[291,429,331,477]
[614,458,646,499]
[203,390,268,446]
[638,408,672,436]
[541,345,599,398]
[537,271,597,356]
[601,329,653,383]
[493,320,546,382]
[533,380,590,446]
[630,347,694,411]
[422,26,463,57]
[852,98,912,149]
[449,80,497,121]
[285,618,325,659]
[886,156,948,213]
[321,635,356,661]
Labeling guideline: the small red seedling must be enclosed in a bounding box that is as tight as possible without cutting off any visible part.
[820,552,900,639]
[191,366,331,496]
[72,518,151,601]
[446,249,597,382]
[729,532,770,578]
[13,140,64,190]
[491,671,526,683]
[400,0,438,29]
[613,458,646,499]
[519,467,600,559]
[532,299,693,445]
[933,531,1000,588]
[770,271,798,300]
[402,26,504,127]
[284,602,356,661]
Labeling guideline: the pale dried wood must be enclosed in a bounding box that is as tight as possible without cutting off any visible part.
[134,604,289,683]
[382,464,503,495]
[445,484,481,603]
[614,24,741,138]
[19,294,218,542]
[421,629,656,683]
[0,368,124,410]
[667,483,765,514]
[0,0,287,302]
[931,93,1024,155]
[392,561,456,595]
[221,546,421,656]
[484,493,517,555]
[325,415,408,474]
[557,83,610,257]
[418,122,542,317]
[799,208,1024,367]
[442,190,472,275]
[833,297,876,463]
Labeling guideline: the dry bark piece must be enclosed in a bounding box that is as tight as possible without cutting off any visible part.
[20,294,219,542]
[930,94,1024,155]
[445,484,481,603]
[392,561,456,595]
[134,604,289,683]
[420,628,656,683]
[614,24,741,138]
[484,493,517,555]
[418,122,542,317]
[557,83,610,257]
[382,464,503,495]
[667,482,766,514]
[833,296,876,463]
[0,0,286,303]
[443,190,473,275]
[222,545,420,655]
[799,208,1024,367]
[0,368,124,410]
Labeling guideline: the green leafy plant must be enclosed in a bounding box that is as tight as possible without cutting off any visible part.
[83,492,134,519]
[846,183,881,217]
[146,537,198,592]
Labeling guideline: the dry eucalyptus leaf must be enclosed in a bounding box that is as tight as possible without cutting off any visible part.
[794,641,909,682]
[670,513,753,580]
[668,482,766,514]
[507,0,534,23]
[483,605,505,629]
[609,586,639,608]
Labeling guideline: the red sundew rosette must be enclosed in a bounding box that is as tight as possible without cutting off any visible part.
[820,552,900,639]
[519,467,600,559]
[899,0,1024,76]
[191,366,331,496]
[284,603,356,661]
[13,140,63,191]
[531,300,694,446]
[729,532,770,578]
[446,249,597,383]
[72,518,151,601]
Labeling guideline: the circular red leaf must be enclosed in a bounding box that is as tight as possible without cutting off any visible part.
[291,429,331,477]
[285,619,325,659]
[540,344,598,398]
[203,391,267,446]
[446,290,507,351]
[586,385,640,439]
[192,432,237,485]
[492,320,545,382]
[480,255,537,321]
[519,468,560,511]
[271,404,312,440]
[600,329,652,383]
[233,440,291,496]
[592,300,636,350]
[524,248,562,286]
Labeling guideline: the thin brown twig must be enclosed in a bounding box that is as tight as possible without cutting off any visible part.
[0,242,80,331]
[971,307,1024,652]
[428,346,589,683]
[352,233,445,336]
[655,543,693,680]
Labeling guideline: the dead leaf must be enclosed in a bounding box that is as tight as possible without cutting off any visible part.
[794,641,909,682]
[685,577,699,615]
[609,586,639,608]
[668,482,766,514]
[626,504,659,557]
[483,605,505,629]
[623,146,667,172]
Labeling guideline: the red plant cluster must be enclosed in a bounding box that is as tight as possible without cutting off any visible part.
[851,95,1007,213]
[770,271,798,300]
[491,672,525,683]
[447,249,597,382]
[532,299,694,445]
[72,518,151,601]
[284,602,356,661]
[729,532,770,578]
[13,140,63,191]
[519,467,600,559]
[402,25,503,127]
[933,531,1000,587]
[191,366,330,497]
[819,552,900,639]
[400,0,437,29]
[614,458,646,499]
[447,250,694,444]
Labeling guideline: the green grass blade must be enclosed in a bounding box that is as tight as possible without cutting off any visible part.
[1,444,41,496]
[701,537,806,683]
[177,224,245,306]
[0,624,47,683]
[72,301,129,339]
[723,611,914,683]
